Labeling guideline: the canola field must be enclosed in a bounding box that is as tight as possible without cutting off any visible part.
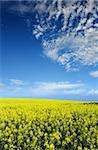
[0,98,98,150]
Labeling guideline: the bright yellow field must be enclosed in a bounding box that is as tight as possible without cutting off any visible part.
[0,98,98,150]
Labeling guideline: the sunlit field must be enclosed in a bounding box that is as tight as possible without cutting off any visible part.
[0,98,98,150]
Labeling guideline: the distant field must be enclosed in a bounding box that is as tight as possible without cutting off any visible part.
[0,98,98,150]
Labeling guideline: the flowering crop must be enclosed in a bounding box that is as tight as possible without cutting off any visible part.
[0,98,98,150]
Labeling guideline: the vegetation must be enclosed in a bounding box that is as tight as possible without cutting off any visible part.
[0,98,98,150]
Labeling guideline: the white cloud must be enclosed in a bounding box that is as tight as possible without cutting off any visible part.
[10,79,24,86]
[33,0,98,71]
[30,81,84,96]
[35,81,83,90]
[88,89,98,95]
[10,2,34,14]
[90,70,98,78]
[1,79,98,99]
[8,0,98,71]
[0,83,5,89]
[0,80,84,97]
[64,89,84,95]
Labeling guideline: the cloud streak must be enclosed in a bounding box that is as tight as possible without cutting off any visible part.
[30,81,84,96]
[0,79,98,100]
[8,0,98,71]
[0,83,6,89]
[88,89,98,95]
[0,80,84,97]
[90,70,98,78]
[9,79,25,86]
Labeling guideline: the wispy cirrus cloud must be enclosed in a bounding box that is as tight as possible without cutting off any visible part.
[32,0,98,71]
[9,79,25,86]
[10,1,34,14]
[0,83,6,89]
[8,0,98,71]
[88,89,98,95]
[90,70,98,78]
[30,81,84,96]
[0,80,84,97]
[64,89,84,95]
[0,79,84,97]
[0,79,98,100]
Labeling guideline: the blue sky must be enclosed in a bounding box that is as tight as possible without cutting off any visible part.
[0,0,98,101]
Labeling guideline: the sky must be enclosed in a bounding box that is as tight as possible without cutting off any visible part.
[0,0,98,101]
